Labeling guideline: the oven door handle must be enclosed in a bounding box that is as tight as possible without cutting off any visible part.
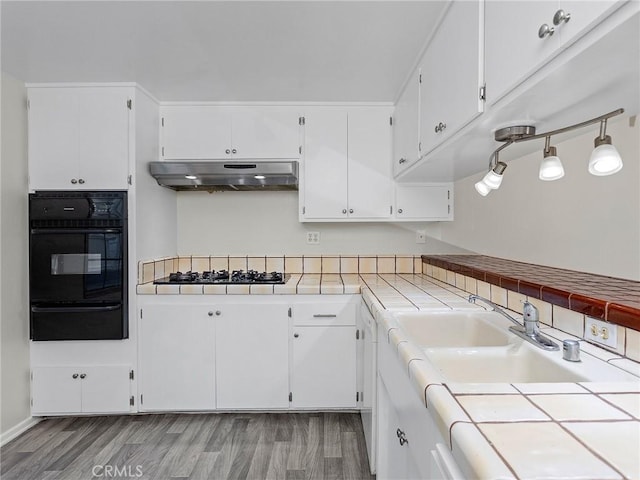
[30,228,122,234]
[31,304,122,313]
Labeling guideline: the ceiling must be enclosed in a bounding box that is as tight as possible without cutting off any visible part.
[1,1,448,102]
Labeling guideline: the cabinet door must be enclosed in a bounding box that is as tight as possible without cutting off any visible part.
[556,1,625,46]
[377,376,410,480]
[302,110,348,219]
[393,71,421,176]
[31,366,82,414]
[28,88,81,190]
[80,365,131,413]
[485,1,624,106]
[231,107,300,159]
[161,106,232,159]
[28,87,130,191]
[215,304,289,409]
[395,184,452,221]
[291,326,357,408]
[485,1,561,105]
[347,109,393,219]
[420,0,483,155]
[139,305,216,411]
[77,87,130,190]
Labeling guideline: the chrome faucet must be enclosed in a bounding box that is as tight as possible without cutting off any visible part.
[468,294,559,351]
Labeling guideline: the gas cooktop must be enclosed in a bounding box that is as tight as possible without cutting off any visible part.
[154,270,286,285]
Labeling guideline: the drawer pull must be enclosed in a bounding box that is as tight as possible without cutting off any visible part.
[313,314,337,318]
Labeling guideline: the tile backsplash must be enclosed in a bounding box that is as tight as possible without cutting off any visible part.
[139,254,425,284]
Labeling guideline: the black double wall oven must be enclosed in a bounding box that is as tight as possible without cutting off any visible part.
[29,191,128,341]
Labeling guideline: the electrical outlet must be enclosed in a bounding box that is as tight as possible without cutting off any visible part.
[584,316,617,349]
[306,231,320,245]
[416,230,426,244]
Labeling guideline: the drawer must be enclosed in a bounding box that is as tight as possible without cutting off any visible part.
[292,301,357,326]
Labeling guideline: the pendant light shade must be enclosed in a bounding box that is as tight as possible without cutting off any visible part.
[539,145,564,181]
[474,179,491,196]
[588,135,623,176]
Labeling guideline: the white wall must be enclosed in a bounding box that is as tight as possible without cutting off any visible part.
[134,88,177,260]
[0,72,31,437]
[177,191,469,255]
[439,115,640,280]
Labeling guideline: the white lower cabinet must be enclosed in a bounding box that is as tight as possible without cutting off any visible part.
[137,295,359,412]
[138,304,216,411]
[377,376,423,480]
[215,304,289,409]
[31,365,132,415]
[290,300,358,409]
[376,322,463,479]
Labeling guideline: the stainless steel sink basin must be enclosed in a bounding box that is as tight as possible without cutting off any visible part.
[394,311,513,348]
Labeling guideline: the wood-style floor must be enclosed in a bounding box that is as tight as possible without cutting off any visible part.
[0,413,375,480]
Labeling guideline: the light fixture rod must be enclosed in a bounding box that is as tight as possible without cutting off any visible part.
[511,108,623,144]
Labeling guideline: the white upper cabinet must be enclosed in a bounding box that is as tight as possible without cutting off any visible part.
[392,71,421,176]
[160,105,301,160]
[347,109,394,219]
[301,109,349,219]
[301,107,393,221]
[418,0,484,157]
[28,86,131,191]
[485,0,625,106]
[394,184,453,221]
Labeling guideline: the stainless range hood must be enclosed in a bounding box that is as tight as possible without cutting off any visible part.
[148,161,299,191]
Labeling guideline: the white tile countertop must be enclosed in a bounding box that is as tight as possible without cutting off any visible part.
[359,275,640,480]
[136,259,640,479]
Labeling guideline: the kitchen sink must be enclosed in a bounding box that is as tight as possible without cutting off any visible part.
[425,345,586,383]
[424,344,639,384]
[394,311,513,348]
[389,309,640,384]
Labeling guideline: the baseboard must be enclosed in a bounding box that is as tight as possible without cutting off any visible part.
[0,416,41,447]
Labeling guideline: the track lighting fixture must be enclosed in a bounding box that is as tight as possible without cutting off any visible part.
[476,108,624,196]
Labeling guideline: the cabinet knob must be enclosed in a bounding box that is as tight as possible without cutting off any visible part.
[538,23,554,38]
[80,373,86,379]
[434,122,447,133]
[342,209,347,214]
[398,208,403,214]
[398,158,407,164]
[78,178,85,184]
[225,149,231,154]
[553,9,571,25]
[72,373,79,379]
[216,310,221,316]
[232,148,237,154]
[294,333,299,338]
[71,179,78,184]
[208,311,214,316]
[349,209,354,214]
